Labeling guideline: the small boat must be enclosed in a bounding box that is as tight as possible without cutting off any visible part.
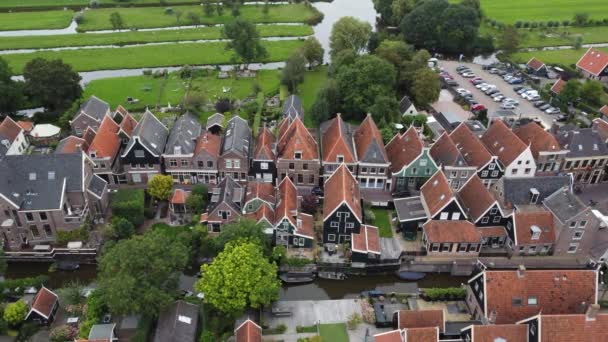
[279,272,315,284]
[56,261,80,271]
[318,271,347,280]
[397,271,426,281]
[361,289,385,298]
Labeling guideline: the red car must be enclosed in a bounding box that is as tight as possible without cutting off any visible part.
[469,77,482,84]
[471,104,486,112]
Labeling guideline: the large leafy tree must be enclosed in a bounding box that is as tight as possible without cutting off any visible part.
[281,50,307,92]
[437,4,480,54]
[580,80,603,106]
[310,79,340,124]
[0,57,23,114]
[401,0,450,51]
[214,219,270,254]
[147,175,173,201]
[301,37,324,69]
[196,241,280,316]
[23,58,82,111]
[222,18,267,68]
[499,25,520,55]
[4,300,27,326]
[559,80,581,105]
[329,16,372,58]
[412,68,440,106]
[98,230,189,316]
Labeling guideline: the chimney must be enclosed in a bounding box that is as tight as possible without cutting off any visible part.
[517,265,526,278]
[488,310,497,324]
[586,304,600,321]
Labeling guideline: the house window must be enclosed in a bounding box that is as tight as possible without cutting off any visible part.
[511,169,518,175]
[303,163,308,170]
[346,222,354,229]
[26,213,34,222]
[132,173,142,183]
[489,163,496,170]
[234,160,240,168]
[309,174,315,184]
[579,220,587,228]
[170,160,177,167]
[181,160,189,167]
[412,168,417,174]
[198,161,204,168]
[431,244,439,251]
[517,160,522,165]
[337,155,344,163]
[567,243,578,253]
[425,168,431,175]
[490,208,498,215]
[529,245,537,253]
[289,163,295,170]
[298,174,303,183]
[225,160,232,168]
[361,167,368,173]
[294,152,302,159]
[331,222,339,228]
[528,296,537,305]
[370,167,376,174]
[30,225,40,238]
[442,244,450,252]
[450,171,457,178]
[573,231,584,240]
[379,168,385,174]
[564,161,572,169]
[328,234,336,242]
[524,168,531,174]
[39,212,47,221]
[451,212,461,220]
[493,216,501,223]
[512,297,522,306]
[458,244,467,252]
[260,162,268,170]
[569,221,577,229]
[461,171,468,178]
[207,161,213,168]
[43,224,52,237]
[481,217,489,224]
[482,170,489,177]
[440,212,449,220]
[492,170,499,177]
[134,150,145,158]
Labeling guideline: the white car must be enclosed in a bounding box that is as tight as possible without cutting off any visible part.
[503,98,519,106]
[527,95,541,101]
[501,103,517,110]
[462,72,476,78]
[522,91,539,100]
[456,88,471,96]
[475,82,488,89]
[493,95,505,102]
[481,85,496,92]
[546,107,561,114]
[503,75,513,81]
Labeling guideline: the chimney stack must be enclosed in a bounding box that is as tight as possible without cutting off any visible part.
[586,304,600,321]
[517,265,526,278]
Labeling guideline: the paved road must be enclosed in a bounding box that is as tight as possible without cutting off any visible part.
[440,60,556,128]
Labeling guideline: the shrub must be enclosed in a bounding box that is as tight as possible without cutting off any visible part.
[523,22,530,28]
[142,69,152,76]
[110,189,145,226]
[531,22,538,28]
[547,21,554,27]
[50,325,78,342]
[89,0,99,8]
[514,21,522,28]
[215,98,231,113]
[347,313,362,330]
[364,209,375,224]
[165,7,174,14]
[179,65,193,79]
[284,257,313,266]
[423,287,467,301]
[4,300,27,327]
[200,330,215,342]
[73,12,84,24]
[562,20,570,26]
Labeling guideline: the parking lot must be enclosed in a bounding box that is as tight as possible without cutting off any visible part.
[439,60,555,128]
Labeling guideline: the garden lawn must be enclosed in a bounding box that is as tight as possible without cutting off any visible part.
[319,324,349,342]
[511,47,608,67]
[0,10,73,31]
[0,0,202,9]
[477,0,608,24]
[4,39,305,73]
[297,66,328,127]
[479,22,608,48]
[79,3,319,31]
[0,25,313,50]
[372,208,393,238]
[189,70,280,101]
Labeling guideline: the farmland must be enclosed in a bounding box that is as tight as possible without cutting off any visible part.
[477,0,608,24]
[0,9,73,31]
[511,47,608,66]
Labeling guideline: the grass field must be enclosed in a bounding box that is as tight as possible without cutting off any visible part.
[371,208,393,238]
[511,47,608,66]
[78,4,319,31]
[297,66,328,126]
[0,25,313,50]
[477,0,608,24]
[3,39,305,73]
[480,22,608,48]
[319,324,349,342]
[0,10,73,31]
[0,0,202,8]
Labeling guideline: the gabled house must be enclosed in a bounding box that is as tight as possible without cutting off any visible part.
[450,123,503,188]
[320,114,357,180]
[206,113,225,135]
[273,177,313,248]
[218,116,251,183]
[87,115,123,185]
[550,78,567,95]
[163,112,202,185]
[322,164,362,244]
[481,119,536,178]
[460,324,527,342]
[0,116,29,158]
[235,319,262,342]
[399,95,418,116]
[506,209,555,256]
[514,122,567,175]
[121,110,169,184]
[430,132,476,191]
[276,117,320,187]
[422,220,481,256]
[420,170,466,221]
[243,182,275,231]
[153,300,199,342]
[55,136,89,154]
[282,95,304,122]
[169,188,188,215]
[207,176,243,233]
[24,287,59,325]
[70,96,110,136]
[517,310,608,342]
[466,267,598,325]
[250,127,277,184]
[490,175,571,210]
[351,224,381,263]
[396,310,444,332]
[353,114,391,191]
[526,57,548,76]
[576,47,608,83]
[191,131,221,185]
[592,117,608,143]
[386,126,437,192]
[555,126,608,184]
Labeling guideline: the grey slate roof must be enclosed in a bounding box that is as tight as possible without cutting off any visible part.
[543,187,587,223]
[154,301,199,342]
[500,175,570,207]
[206,113,225,130]
[209,176,243,213]
[282,95,304,121]
[220,116,251,158]
[556,127,608,158]
[394,196,428,222]
[399,95,413,114]
[87,174,107,199]
[88,324,115,340]
[164,112,201,155]
[80,96,110,121]
[124,110,168,157]
[0,153,84,210]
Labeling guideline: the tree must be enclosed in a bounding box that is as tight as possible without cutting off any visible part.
[0,250,6,276]
[0,57,24,114]
[301,37,324,69]
[222,19,267,68]
[186,195,205,214]
[310,79,340,124]
[574,36,584,50]
[110,217,135,240]
[412,68,440,106]
[580,80,603,105]
[203,0,214,17]
[98,230,189,316]
[231,3,240,17]
[375,40,413,68]
[195,241,280,316]
[192,184,208,197]
[187,12,200,26]
[23,58,82,111]
[400,49,431,90]
[175,9,183,25]
[329,16,372,58]
[216,2,224,16]
[214,219,269,254]
[262,0,270,15]
[281,50,307,92]
[109,12,124,30]
[558,80,581,105]
[391,0,416,25]
[401,0,450,51]
[369,95,399,124]
[4,300,27,326]
[147,174,173,201]
[499,25,520,55]
[573,12,589,26]
[437,4,480,54]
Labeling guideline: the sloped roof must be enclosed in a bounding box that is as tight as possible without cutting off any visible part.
[398,310,444,331]
[17,120,33,133]
[556,127,608,158]
[114,105,129,118]
[576,47,608,76]
[253,127,276,161]
[55,136,89,154]
[351,225,380,255]
[235,319,262,342]
[87,174,107,199]
[469,324,527,342]
[498,175,570,208]
[386,127,423,173]
[28,287,58,319]
[79,95,110,121]
[275,177,298,226]
[323,164,362,223]
[206,113,225,130]
[430,132,467,167]
[153,301,199,342]
[513,122,562,159]
[374,330,403,342]
[171,189,187,205]
[404,327,438,342]
[321,114,356,163]
[481,120,528,167]
[420,170,454,217]
[457,175,496,222]
[277,117,319,161]
[119,113,138,138]
[282,95,303,121]
[592,117,608,142]
[209,176,243,214]
[353,114,389,164]
[543,187,587,223]
[536,313,608,342]
[88,115,120,159]
[513,209,555,245]
[194,132,221,158]
[550,78,566,94]
[527,57,545,71]
[221,116,251,158]
[423,220,481,243]
[399,95,414,114]
[0,116,22,143]
[123,110,168,157]
[449,123,492,168]
[295,213,314,239]
[245,181,275,206]
[164,112,201,155]
[245,202,275,226]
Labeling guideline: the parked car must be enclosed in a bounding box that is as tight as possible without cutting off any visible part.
[533,100,546,107]
[539,104,551,111]
[493,94,505,102]
[456,65,468,72]
[522,91,539,100]
[476,82,488,89]
[462,72,477,78]
[456,88,470,96]
[546,107,561,114]
[471,79,484,86]
[486,89,500,95]
[517,88,531,94]
[501,103,517,110]
[471,104,486,112]
[489,68,500,74]
[497,70,508,76]
[481,85,496,92]
[555,114,567,122]
[527,95,541,101]
[466,98,478,106]
[513,86,525,92]
[503,98,519,106]
[446,79,458,86]
[509,78,524,84]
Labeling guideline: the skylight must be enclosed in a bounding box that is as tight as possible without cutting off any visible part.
[178,315,191,324]
[29,173,36,181]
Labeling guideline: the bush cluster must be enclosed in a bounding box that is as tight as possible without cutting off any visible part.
[423,287,466,301]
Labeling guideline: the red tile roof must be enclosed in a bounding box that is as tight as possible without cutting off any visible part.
[398,310,444,331]
[469,324,527,342]
[235,319,262,342]
[550,78,567,94]
[277,117,319,161]
[513,122,561,159]
[537,313,608,342]
[513,210,555,245]
[115,105,129,118]
[30,287,58,319]
[170,189,187,204]
[386,127,423,173]
[477,226,507,238]
[56,136,89,154]
[351,225,381,255]
[457,175,496,222]
[194,132,221,158]
[83,127,96,146]
[600,105,608,117]
[199,212,208,223]
[450,123,492,168]
[374,329,403,342]
[275,177,298,226]
[16,120,33,133]
[322,114,356,163]
[527,57,545,71]
[481,120,528,167]
[405,327,438,342]
[245,181,275,206]
[354,114,388,163]
[295,213,314,239]
[420,170,454,217]
[0,116,22,142]
[88,115,120,158]
[323,164,362,222]
[423,220,481,243]
[119,113,138,138]
[253,127,276,160]
[245,202,275,225]
[483,269,598,324]
[576,47,608,76]
[430,132,467,167]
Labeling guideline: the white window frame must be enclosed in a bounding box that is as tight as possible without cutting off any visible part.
[330,222,339,228]
[573,230,584,240]
[451,212,461,220]
[440,212,449,220]
[328,234,336,242]
[481,217,489,224]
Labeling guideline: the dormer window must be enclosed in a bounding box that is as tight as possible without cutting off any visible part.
[294,151,302,160]
[174,146,182,155]
[29,173,36,181]
[531,225,541,240]
[48,172,55,180]
[529,188,539,204]
[337,155,344,163]
[90,151,97,158]
[134,150,145,158]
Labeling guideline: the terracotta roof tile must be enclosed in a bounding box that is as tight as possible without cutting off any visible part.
[513,210,555,245]
[253,127,276,160]
[483,269,597,324]
[430,132,467,167]
[115,105,129,117]
[481,120,528,167]
[170,189,187,205]
[513,122,561,159]
[374,329,403,342]
[449,123,492,168]
[538,313,608,342]
[551,78,567,94]
[322,114,356,163]
[277,117,319,161]
[470,324,527,342]
[235,319,262,342]
[457,175,496,222]
[275,177,298,226]
[245,202,275,225]
[0,116,22,143]
[600,105,608,117]
[55,136,88,154]
[295,213,314,239]
[31,287,58,318]
[423,220,481,243]
[83,127,96,146]
[386,127,423,173]
[16,120,33,133]
[477,226,507,238]
[194,132,221,158]
[245,181,276,206]
[576,47,608,76]
[351,225,380,254]
[323,164,362,222]
[354,114,388,163]
[420,170,454,217]
[404,327,438,342]
[88,116,120,159]
[527,57,545,71]
[119,113,138,138]
[398,310,444,331]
